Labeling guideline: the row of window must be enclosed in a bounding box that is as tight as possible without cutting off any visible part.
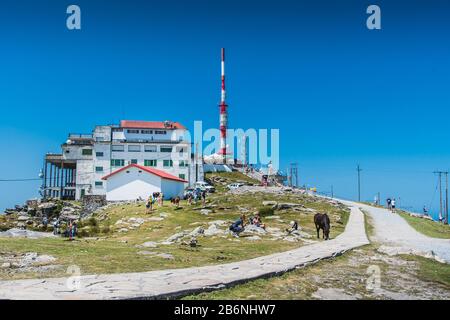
[126,129,168,135]
[107,159,189,168]
[112,145,179,153]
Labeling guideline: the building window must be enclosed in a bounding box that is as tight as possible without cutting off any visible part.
[82,149,93,156]
[128,145,141,152]
[160,146,172,153]
[96,137,105,142]
[112,145,124,152]
[179,160,189,167]
[163,160,173,167]
[179,174,186,180]
[144,160,157,167]
[96,152,104,157]
[95,181,103,187]
[111,159,125,167]
[155,130,167,134]
[141,130,153,134]
[144,145,157,152]
[95,166,103,173]
[130,159,138,164]
[127,129,140,134]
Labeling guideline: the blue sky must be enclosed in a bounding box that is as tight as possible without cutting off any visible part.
[0,0,449,218]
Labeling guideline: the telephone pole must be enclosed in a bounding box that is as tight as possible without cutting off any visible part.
[331,185,334,199]
[357,164,362,202]
[434,171,448,224]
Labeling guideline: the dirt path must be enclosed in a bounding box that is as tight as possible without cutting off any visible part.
[340,201,450,263]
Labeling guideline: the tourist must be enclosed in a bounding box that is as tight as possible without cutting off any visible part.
[229,214,246,237]
[286,220,299,234]
[187,193,193,205]
[146,195,153,213]
[423,205,429,216]
[201,190,206,207]
[42,216,48,230]
[71,221,78,239]
[159,192,164,207]
[53,218,60,235]
[386,198,392,210]
[68,220,74,241]
[391,198,396,212]
[252,213,266,230]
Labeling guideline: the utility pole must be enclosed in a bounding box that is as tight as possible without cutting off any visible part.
[446,172,449,225]
[357,164,362,202]
[331,185,334,198]
[195,142,199,182]
[434,171,449,223]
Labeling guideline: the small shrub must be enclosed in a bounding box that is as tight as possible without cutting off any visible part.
[258,207,274,217]
[101,225,111,234]
[88,217,98,227]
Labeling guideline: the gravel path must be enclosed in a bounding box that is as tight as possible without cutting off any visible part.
[0,205,368,300]
[340,200,450,263]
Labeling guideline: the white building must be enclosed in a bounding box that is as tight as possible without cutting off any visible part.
[102,164,187,201]
[42,120,204,200]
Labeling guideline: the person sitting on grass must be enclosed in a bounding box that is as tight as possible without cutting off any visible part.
[229,214,246,237]
[286,220,299,234]
[171,196,181,208]
[252,213,266,230]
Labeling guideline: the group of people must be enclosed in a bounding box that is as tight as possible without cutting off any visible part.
[386,198,396,212]
[50,217,77,240]
[187,189,207,207]
[228,212,267,237]
[145,192,164,213]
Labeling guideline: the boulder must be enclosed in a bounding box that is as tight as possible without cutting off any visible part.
[204,224,225,236]
[246,235,261,241]
[262,201,278,208]
[165,231,188,243]
[276,203,304,210]
[243,224,267,234]
[141,241,158,248]
[1,262,11,269]
[189,226,205,237]
[200,209,212,215]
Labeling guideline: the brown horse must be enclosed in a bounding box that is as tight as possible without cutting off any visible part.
[314,213,330,240]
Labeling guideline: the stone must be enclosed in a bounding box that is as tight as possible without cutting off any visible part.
[157,253,174,260]
[1,262,11,269]
[141,241,158,248]
[200,209,212,215]
[17,216,29,222]
[204,224,225,237]
[246,235,261,241]
[262,201,278,207]
[147,217,164,222]
[276,203,304,210]
[243,224,267,234]
[128,217,145,225]
[118,228,129,233]
[165,231,188,243]
[189,227,205,237]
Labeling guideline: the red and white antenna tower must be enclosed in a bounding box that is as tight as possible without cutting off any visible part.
[219,48,228,163]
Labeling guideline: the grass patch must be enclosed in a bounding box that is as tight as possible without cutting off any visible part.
[0,179,350,281]
[400,254,450,287]
[397,210,450,239]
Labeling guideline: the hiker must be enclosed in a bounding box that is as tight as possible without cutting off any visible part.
[423,206,429,216]
[252,213,266,230]
[386,198,392,210]
[53,219,60,235]
[201,190,206,207]
[171,196,181,208]
[42,216,48,230]
[146,195,153,213]
[71,221,78,239]
[391,198,396,212]
[159,192,164,207]
[229,214,246,237]
[68,220,74,241]
[286,220,299,234]
[187,193,193,205]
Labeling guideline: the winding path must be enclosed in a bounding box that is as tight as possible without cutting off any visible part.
[346,201,450,263]
[0,204,369,300]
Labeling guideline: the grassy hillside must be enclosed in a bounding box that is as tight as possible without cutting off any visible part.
[0,173,349,281]
[397,210,450,239]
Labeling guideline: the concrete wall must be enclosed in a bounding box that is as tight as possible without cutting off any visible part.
[105,166,162,201]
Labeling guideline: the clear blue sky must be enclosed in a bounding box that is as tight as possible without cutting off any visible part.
[1,0,449,218]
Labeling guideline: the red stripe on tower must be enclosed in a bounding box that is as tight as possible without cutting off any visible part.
[219,47,228,163]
